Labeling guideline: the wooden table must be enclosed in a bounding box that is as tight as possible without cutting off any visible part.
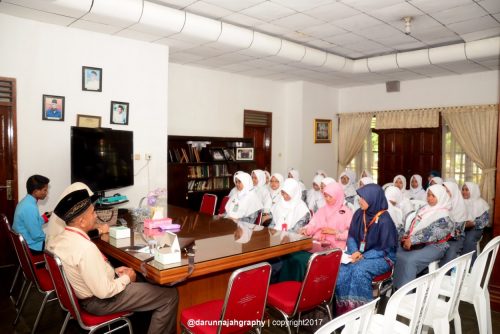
[95,205,312,332]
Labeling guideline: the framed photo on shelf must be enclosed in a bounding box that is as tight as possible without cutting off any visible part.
[222,148,235,161]
[110,101,129,125]
[76,114,101,128]
[236,147,254,161]
[210,149,226,161]
[42,94,65,121]
[314,118,332,143]
[82,66,102,92]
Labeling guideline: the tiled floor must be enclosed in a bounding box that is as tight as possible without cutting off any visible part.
[1,264,498,333]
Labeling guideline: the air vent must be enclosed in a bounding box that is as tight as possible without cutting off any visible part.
[0,80,14,103]
[244,111,270,126]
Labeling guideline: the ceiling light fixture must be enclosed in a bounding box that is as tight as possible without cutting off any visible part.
[403,16,412,35]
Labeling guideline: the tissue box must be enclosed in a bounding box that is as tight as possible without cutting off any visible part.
[144,218,172,229]
[109,226,131,239]
[154,247,181,264]
[109,236,131,248]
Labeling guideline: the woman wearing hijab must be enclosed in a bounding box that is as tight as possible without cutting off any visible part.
[393,184,453,289]
[320,177,336,192]
[439,181,469,265]
[393,175,410,199]
[409,174,426,201]
[430,176,443,185]
[264,170,271,188]
[358,177,374,188]
[307,174,325,213]
[268,178,310,233]
[280,182,353,281]
[251,169,272,214]
[426,170,441,189]
[268,173,284,206]
[335,184,398,315]
[224,172,262,224]
[315,170,328,178]
[385,186,404,236]
[462,182,490,264]
[287,168,307,201]
[339,169,357,205]
[359,169,373,182]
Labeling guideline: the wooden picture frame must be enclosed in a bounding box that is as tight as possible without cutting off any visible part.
[76,114,101,128]
[210,149,226,161]
[236,147,254,161]
[82,66,102,92]
[110,101,129,125]
[314,119,332,143]
[42,94,65,121]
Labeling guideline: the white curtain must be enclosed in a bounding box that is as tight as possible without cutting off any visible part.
[376,109,439,129]
[338,113,373,174]
[442,106,498,210]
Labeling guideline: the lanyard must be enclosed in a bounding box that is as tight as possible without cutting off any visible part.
[362,210,386,243]
[65,227,107,261]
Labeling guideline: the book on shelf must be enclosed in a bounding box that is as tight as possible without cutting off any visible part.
[174,148,181,162]
[181,148,190,163]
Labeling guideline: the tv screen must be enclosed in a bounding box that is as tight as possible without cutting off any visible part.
[71,127,134,192]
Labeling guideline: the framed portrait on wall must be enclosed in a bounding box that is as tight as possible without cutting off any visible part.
[236,147,254,161]
[82,66,102,92]
[42,94,65,121]
[314,119,332,143]
[110,101,129,125]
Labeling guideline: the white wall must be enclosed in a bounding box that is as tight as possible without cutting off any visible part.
[340,70,499,112]
[0,13,170,212]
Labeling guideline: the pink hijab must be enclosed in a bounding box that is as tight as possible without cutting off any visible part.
[305,182,353,249]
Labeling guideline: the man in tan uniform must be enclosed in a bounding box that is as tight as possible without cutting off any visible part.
[48,188,178,334]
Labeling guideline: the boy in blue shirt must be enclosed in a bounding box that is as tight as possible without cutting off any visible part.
[13,175,50,255]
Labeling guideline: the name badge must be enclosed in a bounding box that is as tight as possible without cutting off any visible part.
[232,204,239,212]
[359,241,366,253]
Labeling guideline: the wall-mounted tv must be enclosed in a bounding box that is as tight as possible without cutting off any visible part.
[71,127,134,192]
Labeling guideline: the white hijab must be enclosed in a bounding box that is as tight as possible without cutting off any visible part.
[315,170,328,178]
[288,168,306,191]
[307,174,325,211]
[321,177,336,187]
[443,181,468,223]
[45,182,94,247]
[430,176,443,185]
[409,174,426,201]
[360,169,372,180]
[359,177,374,188]
[385,185,403,229]
[393,174,410,199]
[411,184,450,233]
[269,173,284,206]
[464,182,489,221]
[252,169,272,212]
[225,172,263,219]
[339,170,357,198]
[271,178,309,231]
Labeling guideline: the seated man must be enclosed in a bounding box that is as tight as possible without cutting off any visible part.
[48,187,178,334]
[13,175,50,255]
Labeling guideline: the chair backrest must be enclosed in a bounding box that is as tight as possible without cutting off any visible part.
[404,211,416,231]
[466,235,500,300]
[8,228,38,285]
[315,297,379,334]
[382,271,435,334]
[427,251,473,322]
[200,193,217,215]
[218,262,271,334]
[255,211,263,226]
[218,196,230,215]
[44,250,86,327]
[294,248,342,316]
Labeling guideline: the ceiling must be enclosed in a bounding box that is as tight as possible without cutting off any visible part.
[1,0,500,87]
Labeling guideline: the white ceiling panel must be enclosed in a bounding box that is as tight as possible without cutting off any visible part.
[461,27,500,42]
[153,0,197,10]
[239,1,295,22]
[222,13,265,27]
[201,0,266,12]
[476,58,500,70]
[298,23,347,39]
[182,45,228,57]
[392,41,427,52]
[184,1,232,19]
[283,32,316,43]
[307,39,337,49]
[271,13,324,30]
[403,64,454,77]
[304,2,360,21]
[344,40,387,53]
[70,19,122,34]
[115,28,162,42]
[432,3,488,25]
[380,70,427,81]
[218,62,258,72]
[254,23,289,36]
[334,14,383,32]
[80,0,142,28]
[323,32,368,45]
[5,0,91,18]
[0,3,76,26]
[214,52,255,63]
[341,0,406,12]
[447,15,500,35]
[270,0,334,12]
[370,2,424,22]
[477,0,500,14]
[156,37,199,51]
[434,61,489,74]
[408,0,473,14]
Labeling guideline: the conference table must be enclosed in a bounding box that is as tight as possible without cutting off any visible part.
[94,205,312,332]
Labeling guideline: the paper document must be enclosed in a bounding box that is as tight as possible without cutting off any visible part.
[341,252,352,264]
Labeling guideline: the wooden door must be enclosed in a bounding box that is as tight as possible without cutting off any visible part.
[243,110,272,172]
[0,77,18,267]
[376,126,441,186]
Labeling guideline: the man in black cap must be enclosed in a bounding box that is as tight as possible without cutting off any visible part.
[47,188,178,334]
[45,99,62,119]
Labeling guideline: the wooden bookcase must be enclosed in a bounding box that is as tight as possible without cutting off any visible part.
[167,135,256,211]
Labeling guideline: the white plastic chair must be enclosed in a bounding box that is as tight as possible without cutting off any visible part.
[367,271,435,334]
[440,235,500,334]
[397,251,473,334]
[315,298,379,334]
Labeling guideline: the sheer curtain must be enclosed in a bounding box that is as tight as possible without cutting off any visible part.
[442,106,498,209]
[338,113,373,175]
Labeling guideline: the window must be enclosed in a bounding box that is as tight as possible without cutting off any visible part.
[347,117,378,183]
[442,123,482,184]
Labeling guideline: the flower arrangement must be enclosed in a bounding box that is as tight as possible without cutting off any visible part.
[147,188,168,220]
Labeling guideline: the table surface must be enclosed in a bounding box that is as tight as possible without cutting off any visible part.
[95,205,312,284]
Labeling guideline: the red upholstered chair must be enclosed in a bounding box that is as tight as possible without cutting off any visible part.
[44,250,133,334]
[200,193,218,215]
[255,211,263,226]
[218,196,230,215]
[8,228,56,333]
[372,265,394,298]
[266,249,342,334]
[1,214,26,305]
[181,262,271,334]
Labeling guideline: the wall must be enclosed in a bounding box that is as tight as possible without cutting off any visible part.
[0,13,169,211]
[339,70,499,112]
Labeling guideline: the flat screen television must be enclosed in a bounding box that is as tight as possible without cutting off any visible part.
[71,126,134,192]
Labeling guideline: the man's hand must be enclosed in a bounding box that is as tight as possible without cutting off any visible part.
[351,251,363,263]
[402,237,412,250]
[115,266,136,282]
[97,224,110,235]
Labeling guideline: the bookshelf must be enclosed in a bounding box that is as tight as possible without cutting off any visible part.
[167,135,256,211]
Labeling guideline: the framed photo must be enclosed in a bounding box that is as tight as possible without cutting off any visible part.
[314,119,332,143]
[236,147,254,161]
[222,148,236,161]
[210,149,226,161]
[110,101,129,125]
[82,66,102,92]
[76,114,101,128]
[42,94,64,121]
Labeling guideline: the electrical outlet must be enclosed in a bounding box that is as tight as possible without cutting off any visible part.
[134,154,141,160]
[145,154,152,161]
